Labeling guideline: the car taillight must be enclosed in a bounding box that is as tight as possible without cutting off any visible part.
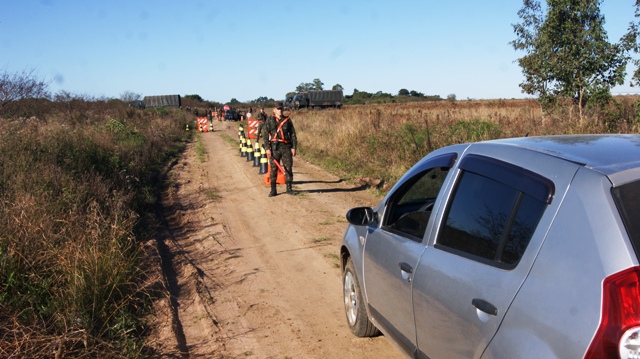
[585,266,640,359]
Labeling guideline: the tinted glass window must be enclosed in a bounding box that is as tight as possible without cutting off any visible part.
[440,172,518,260]
[501,194,546,264]
[384,167,450,241]
[398,167,449,206]
[439,170,547,267]
[612,180,640,261]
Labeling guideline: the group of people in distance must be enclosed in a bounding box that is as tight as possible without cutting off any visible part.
[191,102,297,197]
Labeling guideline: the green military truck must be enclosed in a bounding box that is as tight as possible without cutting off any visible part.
[286,90,343,110]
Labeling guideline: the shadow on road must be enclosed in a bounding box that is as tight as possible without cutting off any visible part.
[294,184,369,194]
[292,179,344,185]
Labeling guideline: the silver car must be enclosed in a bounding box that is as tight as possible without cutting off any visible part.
[340,135,640,359]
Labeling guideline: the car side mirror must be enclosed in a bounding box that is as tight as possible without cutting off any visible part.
[346,207,376,226]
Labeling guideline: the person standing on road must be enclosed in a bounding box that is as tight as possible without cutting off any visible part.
[263,102,297,197]
[255,107,268,144]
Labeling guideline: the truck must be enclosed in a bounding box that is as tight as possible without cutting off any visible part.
[285,90,343,110]
[142,95,181,108]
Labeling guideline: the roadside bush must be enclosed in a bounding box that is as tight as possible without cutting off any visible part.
[0,103,190,357]
[447,119,502,144]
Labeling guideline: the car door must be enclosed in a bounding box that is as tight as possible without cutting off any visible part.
[411,152,558,359]
[363,153,456,355]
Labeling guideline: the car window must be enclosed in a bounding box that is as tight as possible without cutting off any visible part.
[397,167,448,206]
[436,156,551,268]
[382,153,456,241]
[612,179,640,261]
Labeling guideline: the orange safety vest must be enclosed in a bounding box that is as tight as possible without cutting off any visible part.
[269,117,291,144]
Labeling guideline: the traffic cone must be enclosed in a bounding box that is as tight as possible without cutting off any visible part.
[186,124,190,131]
[241,137,247,157]
[259,146,268,174]
[238,124,245,141]
[263,158,286,185]
[253,142,260,167]
[246,139,254,162]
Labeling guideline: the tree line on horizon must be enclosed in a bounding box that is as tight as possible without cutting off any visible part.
[175,82,448,112]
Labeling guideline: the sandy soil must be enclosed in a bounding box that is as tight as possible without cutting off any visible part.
[146,120,404,358]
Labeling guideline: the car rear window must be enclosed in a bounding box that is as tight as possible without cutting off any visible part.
[612,180,640,261]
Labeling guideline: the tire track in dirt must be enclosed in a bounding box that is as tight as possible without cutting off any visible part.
[149,121,404,358]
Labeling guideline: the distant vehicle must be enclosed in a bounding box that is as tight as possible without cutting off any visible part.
[341,134,640,359]
[285,90,343,110]
[224,109,240,121]
[128,100,145,109]
[142,95,181,108]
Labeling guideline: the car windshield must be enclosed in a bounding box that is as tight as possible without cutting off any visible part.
[612,179,640,262]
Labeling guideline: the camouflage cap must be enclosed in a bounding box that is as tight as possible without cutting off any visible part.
[274,102,284,110]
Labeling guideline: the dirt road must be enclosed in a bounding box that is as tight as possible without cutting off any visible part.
[148,121,404,358]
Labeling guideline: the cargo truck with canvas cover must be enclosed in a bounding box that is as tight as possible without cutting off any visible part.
[143,95,181,108]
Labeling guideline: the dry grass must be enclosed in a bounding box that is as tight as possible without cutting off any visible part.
[0,103,192,357]
[293,97,640,188]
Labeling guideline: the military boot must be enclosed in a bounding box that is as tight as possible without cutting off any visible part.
[286,183,294,194]
[268,182,277,197]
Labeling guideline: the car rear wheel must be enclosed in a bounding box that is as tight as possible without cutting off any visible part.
[343,258,379,337]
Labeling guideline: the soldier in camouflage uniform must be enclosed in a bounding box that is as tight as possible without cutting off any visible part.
[255,107,268,144]
[263,102,297,197]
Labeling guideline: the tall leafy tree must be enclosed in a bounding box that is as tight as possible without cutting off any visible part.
[511,0,627,120]
[295,82,313,92]
[623,1,640,86]
[312,78,324,90]
[295,78,325,92]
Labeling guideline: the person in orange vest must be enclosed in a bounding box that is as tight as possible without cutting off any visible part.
[263,102,297,197]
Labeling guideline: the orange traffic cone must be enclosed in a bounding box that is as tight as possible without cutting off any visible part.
[264,158,286,185]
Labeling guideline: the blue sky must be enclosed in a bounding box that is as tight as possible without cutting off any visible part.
[1,1,638,103]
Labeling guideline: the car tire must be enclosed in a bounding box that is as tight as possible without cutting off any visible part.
[343,258,379,337]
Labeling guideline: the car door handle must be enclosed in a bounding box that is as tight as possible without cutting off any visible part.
[399,262,413,282]
[399,262,413,273]
[472,298,498,316]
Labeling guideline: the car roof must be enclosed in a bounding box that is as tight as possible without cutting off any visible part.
[482,135,640,176]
